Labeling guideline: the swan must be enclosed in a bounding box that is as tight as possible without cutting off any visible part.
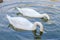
[6,15,44,36]
[15,7,50,22]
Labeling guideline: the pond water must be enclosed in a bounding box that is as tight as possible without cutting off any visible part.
[0,0,60,40]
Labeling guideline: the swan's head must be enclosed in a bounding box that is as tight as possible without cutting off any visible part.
[41,13,50,22]
[32,22,44,36]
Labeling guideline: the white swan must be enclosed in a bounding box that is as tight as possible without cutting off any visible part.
[7,15,44,35]
[16,7,50,22]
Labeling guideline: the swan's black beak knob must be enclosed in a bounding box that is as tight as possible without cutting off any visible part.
[41,17,48,22]
[40,31,43,36]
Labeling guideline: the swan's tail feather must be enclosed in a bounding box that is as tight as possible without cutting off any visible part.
[6,15,11,22]
[6,15,11,19]
[15,7,20,10]
[15,7,19,9]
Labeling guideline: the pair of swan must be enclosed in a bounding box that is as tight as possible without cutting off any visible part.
[7,15,43,36]
[7,7,50,36]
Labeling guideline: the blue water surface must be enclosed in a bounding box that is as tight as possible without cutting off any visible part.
[0,0,60,40]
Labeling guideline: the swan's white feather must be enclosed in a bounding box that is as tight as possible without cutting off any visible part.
[7,15,33,30]
[16,7,41,17]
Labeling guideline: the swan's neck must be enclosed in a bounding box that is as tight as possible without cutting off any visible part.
[33,22,44,32]
[37,14,44,18]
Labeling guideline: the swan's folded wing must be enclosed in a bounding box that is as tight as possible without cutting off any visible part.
[9,17,33,30]
[20,8,40,17]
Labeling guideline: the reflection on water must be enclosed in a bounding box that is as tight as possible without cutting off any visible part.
[32,30,42,40]
[0,0,60,40]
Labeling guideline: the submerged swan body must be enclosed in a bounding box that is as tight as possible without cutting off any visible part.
[7,15,44,33]
[16,7,50,21]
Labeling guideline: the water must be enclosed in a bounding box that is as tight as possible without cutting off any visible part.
[0,0,60,40]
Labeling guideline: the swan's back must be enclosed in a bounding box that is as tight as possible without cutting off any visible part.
[16,7,40,17]
[7,15,33,30]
